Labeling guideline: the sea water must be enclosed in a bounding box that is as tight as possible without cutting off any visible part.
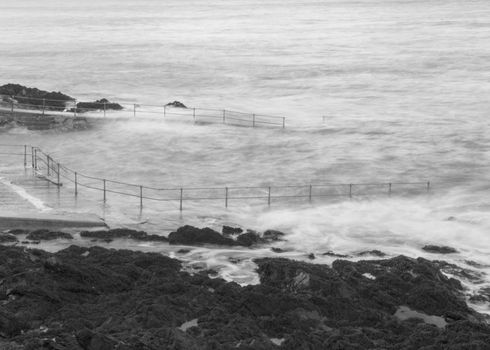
[0,0,489,312]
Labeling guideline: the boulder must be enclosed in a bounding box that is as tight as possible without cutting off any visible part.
[0,234,18,243]
[165,101,187,108]
[222,225,243,235]
[168,225,236,246]
[422,245,458,254]
[74,98,123,112]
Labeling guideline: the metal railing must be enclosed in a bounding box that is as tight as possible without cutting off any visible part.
[0,94,286,128]
[1,145,432,211]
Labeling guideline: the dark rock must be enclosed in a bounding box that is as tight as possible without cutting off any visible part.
[357,250,386,257]
[177,249,191,254]
[5,229,27,235]
[168,225,236,246]
[236,231,260,247]
[0,234,18,243]
[262,229,286,241]
[26,229,73,241]
[75,98,123,112]
[0,245,489,349]
[271,247,286,253]
[222,225,243,235]
[322,251,350,258]
[165,100,187,108]
[307,253,315,260]
[80,228,168,242]
[0,83,74,109]
[422,245,458,254]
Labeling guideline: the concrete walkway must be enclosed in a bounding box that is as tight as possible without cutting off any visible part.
[0,172,106,230]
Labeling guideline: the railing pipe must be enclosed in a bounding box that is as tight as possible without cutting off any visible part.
[179,188,183,211]
[23,145,27,168]
[31,146,34,168]
[75,172,78,195]
[225,187,228,208]
[268,186,271,206]
[140,186,143,209]
[103,179,106,201]
[163,105,166,117]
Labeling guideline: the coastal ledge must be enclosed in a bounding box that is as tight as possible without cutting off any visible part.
[0,243,488,349]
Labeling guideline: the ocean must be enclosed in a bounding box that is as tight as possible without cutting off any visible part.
[0,0,489,312]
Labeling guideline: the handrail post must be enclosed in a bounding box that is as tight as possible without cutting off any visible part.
[427,181,430,193]
[140,186,143,209]
[31,146,34,168]
[47,155,50,176]
[75,172,78,196]
[10,100,14,117]
[164,105,166,117]
[193,108,196,123]
[225,187,228,208]
[388,183,392,196]
[309,184,312,202]
[133,104,136,118]
[34,148,38,169]
[252,114,256,128]
[73,103,77,117]
[223,110,226,124]
[349,184,353,198]
[268,186,271,206]
[57,163,60,186]
[23,145,27,168]
[282,117,285,129]
[103,102,106,117]
[179,188,183,211]
[103,179,106,202]
[42,98,45,116]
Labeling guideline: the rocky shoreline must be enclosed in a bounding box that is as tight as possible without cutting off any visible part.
[0,226,489,349]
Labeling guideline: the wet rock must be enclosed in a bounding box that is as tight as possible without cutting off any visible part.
[322,251,350,258]
[0,245,489,349]
[0,83,74,109]
[307,253,315,260]
[26,229,73,241]
[75,98,123,112]
[357,249,386,257]
[168,225,236,246]
[271,247,286,253]
[433,260,485,284]
[0,234,18,243]
[80,228,168,242]
[236,231,260,247]
[422,245,458,254]
[263,230,286,242]
[165,101,187,108]
[222,225,243,235]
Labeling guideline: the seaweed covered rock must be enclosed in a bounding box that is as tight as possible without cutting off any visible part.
[0,245,488,349]
[80,228,168,242]
[168,225,236,246]
[25,229,73,241]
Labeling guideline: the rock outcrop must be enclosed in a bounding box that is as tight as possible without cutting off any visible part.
[0,245,488,349]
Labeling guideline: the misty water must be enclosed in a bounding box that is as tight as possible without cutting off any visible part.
[0,0,489,312]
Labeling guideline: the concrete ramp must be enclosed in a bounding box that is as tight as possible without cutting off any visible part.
[0,212,106,231]
[0,174,106,231]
